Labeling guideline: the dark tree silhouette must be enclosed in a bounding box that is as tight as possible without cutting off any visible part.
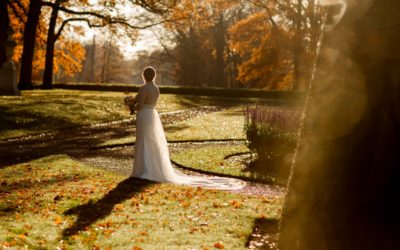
[279,1,400,249]
[18,0,41,90]
[13,0,179,90]
[41,0,61,89]
[0,1,10,69]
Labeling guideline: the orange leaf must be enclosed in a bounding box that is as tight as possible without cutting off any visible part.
[214,241,225,249]
[230,200,242,209]
[114,204,124,211]
[133,247,143,250]
[55,216,63,225]
[92,244,100,250]
[138,231,148,236]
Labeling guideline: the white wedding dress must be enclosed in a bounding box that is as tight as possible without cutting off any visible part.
[130,81,244,190]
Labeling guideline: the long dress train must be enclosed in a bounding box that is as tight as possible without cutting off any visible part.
[131,104,245,190]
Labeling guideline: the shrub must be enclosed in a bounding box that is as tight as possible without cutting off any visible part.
[244,105,301,181]
[53,82,306,101]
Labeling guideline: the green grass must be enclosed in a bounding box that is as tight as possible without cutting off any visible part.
[0,90,252,141]
[0,155,282,249]
[166,107,246,141]
[171,143,257,180]
[0,90,128,140]
[96,107,246,148]
[171,143,295,184]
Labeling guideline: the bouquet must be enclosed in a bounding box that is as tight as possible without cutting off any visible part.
[124,95,137,115]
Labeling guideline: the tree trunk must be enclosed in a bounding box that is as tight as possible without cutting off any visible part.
[42,0,60,89]
[100,33,112,83]
[292,0,302,90]
[214,14,226,87]
[18,0,42,90]
[91,35,96,82]
[279,1,400,249]
[0,1,9,69]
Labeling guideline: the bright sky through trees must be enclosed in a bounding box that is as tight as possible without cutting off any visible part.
[75,1,166,59]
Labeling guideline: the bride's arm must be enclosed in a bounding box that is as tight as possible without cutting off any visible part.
[134,86,146,111]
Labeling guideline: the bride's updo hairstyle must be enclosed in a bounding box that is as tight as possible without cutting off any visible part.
[143,66,156,82]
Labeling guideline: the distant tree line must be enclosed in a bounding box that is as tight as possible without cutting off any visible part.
[4,0,323,90]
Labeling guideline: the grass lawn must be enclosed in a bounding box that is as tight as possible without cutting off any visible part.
[171,143,294,184]
[96,107,246,148]
[0,155,282,249]
[171,143,262,181]
[165,108,245,141]
[0,90,257,141]
[0,90,128,140]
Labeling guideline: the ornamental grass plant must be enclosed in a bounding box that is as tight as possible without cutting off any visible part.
[244,105,301,182]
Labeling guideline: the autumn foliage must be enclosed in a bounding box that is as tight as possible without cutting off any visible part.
[4,0,322,89]
[229,12,293,89]
[8,0,86,81]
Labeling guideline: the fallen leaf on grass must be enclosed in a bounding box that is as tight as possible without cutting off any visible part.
[261,197,270,203]
[55,216,63,225]
[230,200,242,209]
[92,244,100,250]
[138,231,148,237]
[114,204,124,211]
[214,241,225,249]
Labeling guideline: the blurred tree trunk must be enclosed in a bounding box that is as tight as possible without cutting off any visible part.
[42,0,60,89]
[91,35,96,82]
[18,0,42,90]
[279,1,400,249]
[100,33,112,83]
[213,14,226,87]
[292,0,302,90]
[0,1,9,69]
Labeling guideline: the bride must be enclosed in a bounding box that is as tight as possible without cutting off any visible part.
[129,66,244,190]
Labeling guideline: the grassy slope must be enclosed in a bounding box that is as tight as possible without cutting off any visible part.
[0,155,281,249]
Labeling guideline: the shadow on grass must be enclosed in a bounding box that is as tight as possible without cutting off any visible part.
[164,124,191,133]
[246,218,279,249]
[0,106,80,135]
[62,177,154,237]
[173,95,240,108]
[242,157,292,186]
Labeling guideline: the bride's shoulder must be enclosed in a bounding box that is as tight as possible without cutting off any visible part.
[138,83,147,90]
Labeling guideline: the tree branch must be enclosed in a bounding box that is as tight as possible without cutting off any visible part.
[41,1,182,30]
[248,0,277,28]
[7,0,27,23]
[55,18,103,41]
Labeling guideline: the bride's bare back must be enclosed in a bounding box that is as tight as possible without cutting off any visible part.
[135,82,160,110]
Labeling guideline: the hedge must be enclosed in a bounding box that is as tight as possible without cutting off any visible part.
[53,82,306,102]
